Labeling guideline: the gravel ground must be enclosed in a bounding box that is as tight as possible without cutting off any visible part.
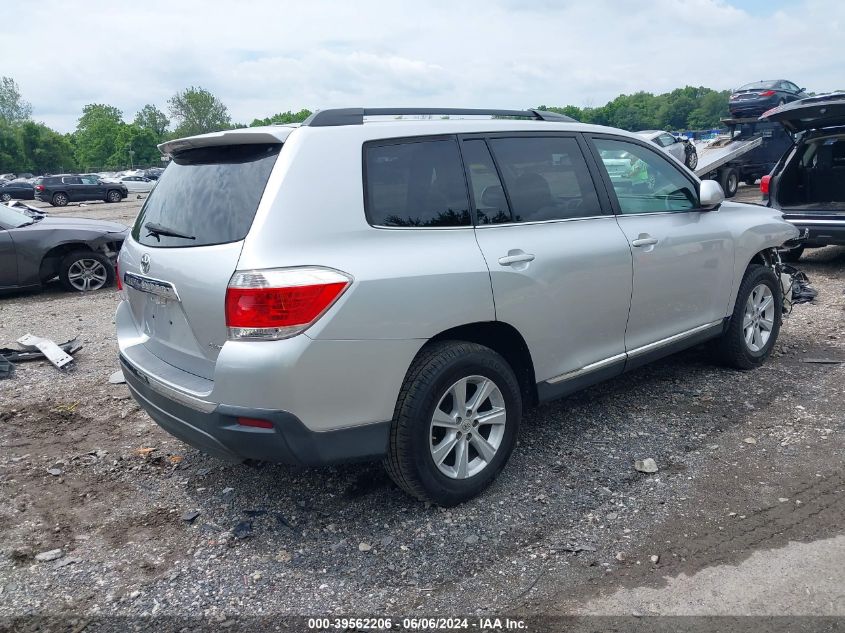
[0,186,842,627]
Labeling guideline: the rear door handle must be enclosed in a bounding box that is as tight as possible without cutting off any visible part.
[498,250,536,266]
[631,235,659,248]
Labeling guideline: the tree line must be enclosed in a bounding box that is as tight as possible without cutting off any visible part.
[1,76,735,175]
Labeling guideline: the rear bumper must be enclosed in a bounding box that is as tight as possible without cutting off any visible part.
[120,354,390,465]
[783,218,845,246]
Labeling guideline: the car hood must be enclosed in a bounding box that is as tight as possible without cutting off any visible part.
[34,216,128,233]
[761,93,845,132]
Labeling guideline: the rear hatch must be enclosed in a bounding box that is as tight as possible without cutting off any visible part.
[119,131,287,380]
[761,93,845,133]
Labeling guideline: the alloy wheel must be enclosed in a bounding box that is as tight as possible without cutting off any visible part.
[67,259,108,291]
[429,375,507,479]
[743,283,775,352]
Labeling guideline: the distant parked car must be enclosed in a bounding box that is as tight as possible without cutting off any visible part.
[761,93,845,261]
[0,202,128,292]
[144,167,165,180]
[729,80,808,118]
[636,130,698,170]
[34,174,128,207]
[117,175,155,193]
[0,180,35,202]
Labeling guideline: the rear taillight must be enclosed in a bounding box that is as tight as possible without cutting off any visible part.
[35,184,44,191]
[760,175,771,195]
[116,261,122,291]
[759,90,776,97]
[225,267,352,341]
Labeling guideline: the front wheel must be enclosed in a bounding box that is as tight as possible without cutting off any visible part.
[0,193,11,202]
[717,264,782,369]
[684,146,698,170]
[106,190,122,203]
[384,341,521,506]
[59,250,114,292]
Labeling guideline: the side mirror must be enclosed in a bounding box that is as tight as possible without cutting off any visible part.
[699,180,724,209]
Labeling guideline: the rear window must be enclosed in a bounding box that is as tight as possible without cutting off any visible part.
[131,143,281,248]
[738,81,778,90]
[364,138,471,227]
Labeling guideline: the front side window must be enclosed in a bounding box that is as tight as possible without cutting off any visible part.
[486,136,601,222]
[62,176,81,185]
[364,138,470,227]
[594,138,698,214]
[657,133,676,148]
[81,176,98,185]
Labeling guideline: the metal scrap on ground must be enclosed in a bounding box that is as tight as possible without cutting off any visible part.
[17,334,76,371]
[0,336,82,375]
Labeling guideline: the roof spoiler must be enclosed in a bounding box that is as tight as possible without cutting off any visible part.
[301,108,576,127]
[158,128,292,156]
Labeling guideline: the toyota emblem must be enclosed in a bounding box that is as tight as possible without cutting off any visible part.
[140,253,151,274]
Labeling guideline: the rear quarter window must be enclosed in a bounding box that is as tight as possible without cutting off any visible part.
[364,138,471,227]
[131,143,281,248]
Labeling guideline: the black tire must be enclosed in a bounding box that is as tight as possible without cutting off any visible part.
[780,245,805,263]
[58,250,114,292]
[717,264,782,370]
[0,193,10,202]
[684,146,698,170]
[384,341,521,506]
[744,178,758,187]
[720,167,739,198]
[106,189,122,203]
[51,192,68,207]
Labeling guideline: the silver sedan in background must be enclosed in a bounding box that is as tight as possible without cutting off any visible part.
[637,129,698,170]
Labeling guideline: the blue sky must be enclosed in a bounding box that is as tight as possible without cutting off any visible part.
[1,0,842,132]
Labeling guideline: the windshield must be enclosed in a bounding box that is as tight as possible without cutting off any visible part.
[0,203,33,228]
[737,80,778,91]
[131,143,281,248]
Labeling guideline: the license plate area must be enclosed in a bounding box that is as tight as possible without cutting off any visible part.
[123,272,180,302]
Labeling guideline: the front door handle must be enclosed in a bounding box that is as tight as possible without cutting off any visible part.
[631,234,659,248]
[498,250,536,266]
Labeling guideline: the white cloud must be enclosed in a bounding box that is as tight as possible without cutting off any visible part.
[1,0,842,132]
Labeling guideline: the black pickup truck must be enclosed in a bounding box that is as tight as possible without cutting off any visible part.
[34,174,128,207]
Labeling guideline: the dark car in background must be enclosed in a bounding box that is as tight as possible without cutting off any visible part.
[34,174,128,207]
[729,80,807,118]
[0,202,128,292]
[761,93,845,261]
[0,180,35,202]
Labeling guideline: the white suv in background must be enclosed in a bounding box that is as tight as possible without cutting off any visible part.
[116,108,797,505]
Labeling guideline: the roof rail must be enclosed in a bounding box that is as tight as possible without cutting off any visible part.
[302,108,576,127]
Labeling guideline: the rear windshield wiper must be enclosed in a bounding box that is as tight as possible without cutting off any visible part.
[144,222,196,242]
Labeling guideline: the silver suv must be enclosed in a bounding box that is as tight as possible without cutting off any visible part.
[116,108,797,505]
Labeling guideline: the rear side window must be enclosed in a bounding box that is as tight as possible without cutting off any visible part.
[364,139,471,227]
[487,137,602,222]
[132,143,281,248]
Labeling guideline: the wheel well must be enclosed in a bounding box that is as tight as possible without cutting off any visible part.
[39,243,93,282]
[749,247,776,269]
[428,321,538,409]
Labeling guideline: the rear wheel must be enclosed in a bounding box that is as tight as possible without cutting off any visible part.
[59,250,113,292]
[384,341,521,506]
[106,190,122,203]
[718,264,781,369]
[720,167,739,198]
[0,193,11,202]
[744,177,758,187]
[51,192,68,207]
